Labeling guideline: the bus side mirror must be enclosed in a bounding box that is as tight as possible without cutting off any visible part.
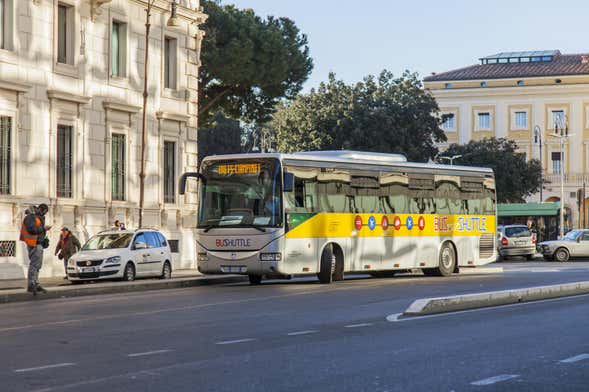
[179,172,205,195]
[283,172,294,192]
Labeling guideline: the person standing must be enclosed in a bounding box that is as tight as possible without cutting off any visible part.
[55,227,81,279]
[19,204,51,295]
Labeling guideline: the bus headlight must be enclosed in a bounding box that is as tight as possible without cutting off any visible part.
[198,252,208,262]
[260,253,282,262]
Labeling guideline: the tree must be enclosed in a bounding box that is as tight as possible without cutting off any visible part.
[439,138,542,203]
[198,113,242,165]
[199,1,313,126]
[265,71,447,162]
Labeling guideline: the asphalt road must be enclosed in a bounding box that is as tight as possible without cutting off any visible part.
[2,262,589,392]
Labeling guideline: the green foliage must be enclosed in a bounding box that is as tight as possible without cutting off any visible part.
[197,113,242,164]
[200,1,313,126]
[265,71,447,162]
[439,138,542,203]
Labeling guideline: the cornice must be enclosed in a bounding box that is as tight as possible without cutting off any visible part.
[103,100,142,113]
[156,110,191,122]
[47,90,91,104]
[130,0,208,24]
[0,79,32,93]
[429,84,589,100]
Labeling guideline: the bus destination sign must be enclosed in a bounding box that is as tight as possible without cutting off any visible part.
[217,163,261,176]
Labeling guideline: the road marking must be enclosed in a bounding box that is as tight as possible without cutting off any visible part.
[215,338,255,345]
[287,330,318,336]
[559,353,589,363]
[470,374,519,386]
[127,349,172,358]
[15,363,76,373]
[344,323,373,328]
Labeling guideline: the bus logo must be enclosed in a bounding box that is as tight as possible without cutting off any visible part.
[418,216,426,231]
[381,216,389,231]
[368,216,376,231]
[354,216,363,231]
[406,217,414,230]
[393,216,401,230]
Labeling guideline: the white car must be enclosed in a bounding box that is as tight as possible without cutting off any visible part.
[67,229,172,282]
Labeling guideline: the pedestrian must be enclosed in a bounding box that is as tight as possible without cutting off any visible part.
[55,227,81,280]
[19,204,52,295]
[112,220,121,230]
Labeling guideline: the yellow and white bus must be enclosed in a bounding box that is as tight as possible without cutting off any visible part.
[180,151,496,285]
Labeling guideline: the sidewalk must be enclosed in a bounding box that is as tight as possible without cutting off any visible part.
[0,269,248,304]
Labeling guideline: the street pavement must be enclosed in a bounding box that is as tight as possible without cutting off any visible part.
[1,262,589,391]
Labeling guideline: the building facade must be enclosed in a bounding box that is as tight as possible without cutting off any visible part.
[0,0,206,279]
[424,50,589,227]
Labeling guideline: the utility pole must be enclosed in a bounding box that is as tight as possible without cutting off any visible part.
[533,125,543,202]
[548,117,574,238]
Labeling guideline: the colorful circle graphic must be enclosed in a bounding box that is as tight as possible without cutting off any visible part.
[406,216,414,230]
[368,216,376,231]
[418,216,426,231]
[381,216,389,231]
[354,215,363,231]
[393,216,401,230]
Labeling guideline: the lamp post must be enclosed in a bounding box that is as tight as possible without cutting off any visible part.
[533,125,543,202]
[139,0,178,228]
[548,116,573,239]
[439,155,462,165]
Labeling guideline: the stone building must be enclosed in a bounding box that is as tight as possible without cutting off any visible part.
[424,50,589,226]
[0,0,206,279]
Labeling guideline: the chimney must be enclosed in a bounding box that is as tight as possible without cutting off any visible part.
[581,55,589,64]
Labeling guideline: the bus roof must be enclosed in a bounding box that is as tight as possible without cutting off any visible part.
[201,151,494,175]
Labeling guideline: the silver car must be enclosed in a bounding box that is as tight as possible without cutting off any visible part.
[497,225,536,261]
[539,229,589,262]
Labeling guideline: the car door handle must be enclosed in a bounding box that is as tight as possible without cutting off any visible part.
[143,254,150,257]
[160,252,164,255]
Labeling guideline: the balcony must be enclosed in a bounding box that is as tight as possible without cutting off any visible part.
[543,173,589,187]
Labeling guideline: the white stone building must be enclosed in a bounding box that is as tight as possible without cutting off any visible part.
[0,0,206,279]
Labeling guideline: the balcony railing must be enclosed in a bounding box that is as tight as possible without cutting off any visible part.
[543,173,589,187]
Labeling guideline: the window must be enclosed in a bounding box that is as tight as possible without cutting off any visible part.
[0,240,16,257]
[111,21,127,77]
[552,110,565,128]
[111,133,126,201]
[156,232,168,247]
[441,113,456,131]
[0,0,5,49]
[145,232,160,248]
[164,37,177,89]
[444,83,452,89]
[168,239,179,253]
[57,3,74,65]
[517,80,524,86]
[56,125,73,198]
[0,116,11,195]
[133,233,147,248]
[163,141,176,203]
[478,112,491,130]
[552,152,563,174]
[515,111,527,129]
[480,81,487,87]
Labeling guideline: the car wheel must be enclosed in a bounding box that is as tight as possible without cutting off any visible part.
[160,261,172,280]
[554,248,570,262]
[248,274,262,285]
[525,254,535,261]
[123,262,136,282]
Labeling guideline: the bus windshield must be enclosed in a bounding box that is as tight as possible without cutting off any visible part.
[198,158,283,229]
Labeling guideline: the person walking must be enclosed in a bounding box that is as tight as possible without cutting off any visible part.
[19,204,51,295]
[55,227,81,279]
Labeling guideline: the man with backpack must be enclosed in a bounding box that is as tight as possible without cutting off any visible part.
[20,204,52,295]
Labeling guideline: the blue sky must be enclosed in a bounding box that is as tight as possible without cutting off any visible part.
[227,0,589,90]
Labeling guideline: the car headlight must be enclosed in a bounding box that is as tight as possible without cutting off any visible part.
[68,259,75,266]
[260,252,282,262]
[104,256,121,264]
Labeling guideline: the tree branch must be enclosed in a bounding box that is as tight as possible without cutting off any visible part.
[198,86,234,118]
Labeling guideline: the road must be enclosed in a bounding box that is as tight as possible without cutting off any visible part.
[1,262,589,392]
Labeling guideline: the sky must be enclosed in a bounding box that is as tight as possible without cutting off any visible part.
[227,0,589,91]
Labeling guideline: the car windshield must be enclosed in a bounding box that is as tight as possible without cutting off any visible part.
[505,226,531,238]
[198,158,283,229]
[563,230,580,241]
[82,233,133,250]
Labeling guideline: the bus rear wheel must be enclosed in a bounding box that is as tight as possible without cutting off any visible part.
[318,245,336,284]
[248,274,263,285]
[427,243,457,277]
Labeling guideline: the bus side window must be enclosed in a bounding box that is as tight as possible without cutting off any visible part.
[294,178,305,208]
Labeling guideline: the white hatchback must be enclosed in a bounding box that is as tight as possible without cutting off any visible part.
[67,229,173,282]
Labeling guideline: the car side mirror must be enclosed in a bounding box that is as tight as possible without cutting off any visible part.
[134,242,147,250]
[283,172,294,193]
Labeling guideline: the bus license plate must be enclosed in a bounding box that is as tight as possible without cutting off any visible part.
[81,267,95,273]
[222,266,247,273]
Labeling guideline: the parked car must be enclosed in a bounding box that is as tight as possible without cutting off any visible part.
[496,224,536,261]
[539,229,589,262]
[67,229,172,282]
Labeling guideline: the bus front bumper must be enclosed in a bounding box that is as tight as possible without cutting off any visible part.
[197,250,280,275]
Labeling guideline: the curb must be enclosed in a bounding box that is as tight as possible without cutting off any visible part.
[403,281,589,316]
[0,275,249,304]
[458,266,504,275]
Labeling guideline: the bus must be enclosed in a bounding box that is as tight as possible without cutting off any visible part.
[179,150,497,285]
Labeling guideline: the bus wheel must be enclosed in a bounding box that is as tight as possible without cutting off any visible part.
[248,274,263,285]
[318,245,335,284]
[435,243,457,277]
[332,244,345,281]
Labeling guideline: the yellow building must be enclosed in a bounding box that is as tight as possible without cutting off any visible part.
[424,50,589,227]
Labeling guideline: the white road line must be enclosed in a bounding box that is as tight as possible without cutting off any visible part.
[559,353,589,363]
[344,323,373,328]
[127,349,172,358]
[215,338,256,345]
[287,330,318,336]
[15,363,76,373]
[470,374,519,386]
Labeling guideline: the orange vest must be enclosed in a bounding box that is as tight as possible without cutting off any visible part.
[19,217,41,247]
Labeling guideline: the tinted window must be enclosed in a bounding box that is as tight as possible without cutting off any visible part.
[145,232,160,248]
[133,233,147,248]
[157,232,167,247]
[505,227,531,238]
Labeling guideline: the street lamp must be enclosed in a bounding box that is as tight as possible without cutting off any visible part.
[139,0,179,228]
[533,125,543,202]
[439,155,462,165]
[548,115,574,239]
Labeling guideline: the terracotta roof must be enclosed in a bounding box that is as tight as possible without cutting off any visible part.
[424,54,589,82]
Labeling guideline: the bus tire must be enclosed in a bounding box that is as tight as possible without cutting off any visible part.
[248,274,263,285]
[435,242,457,277]
[554,248,569,262]
[332,244,345,281]
[318,245,335,284]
